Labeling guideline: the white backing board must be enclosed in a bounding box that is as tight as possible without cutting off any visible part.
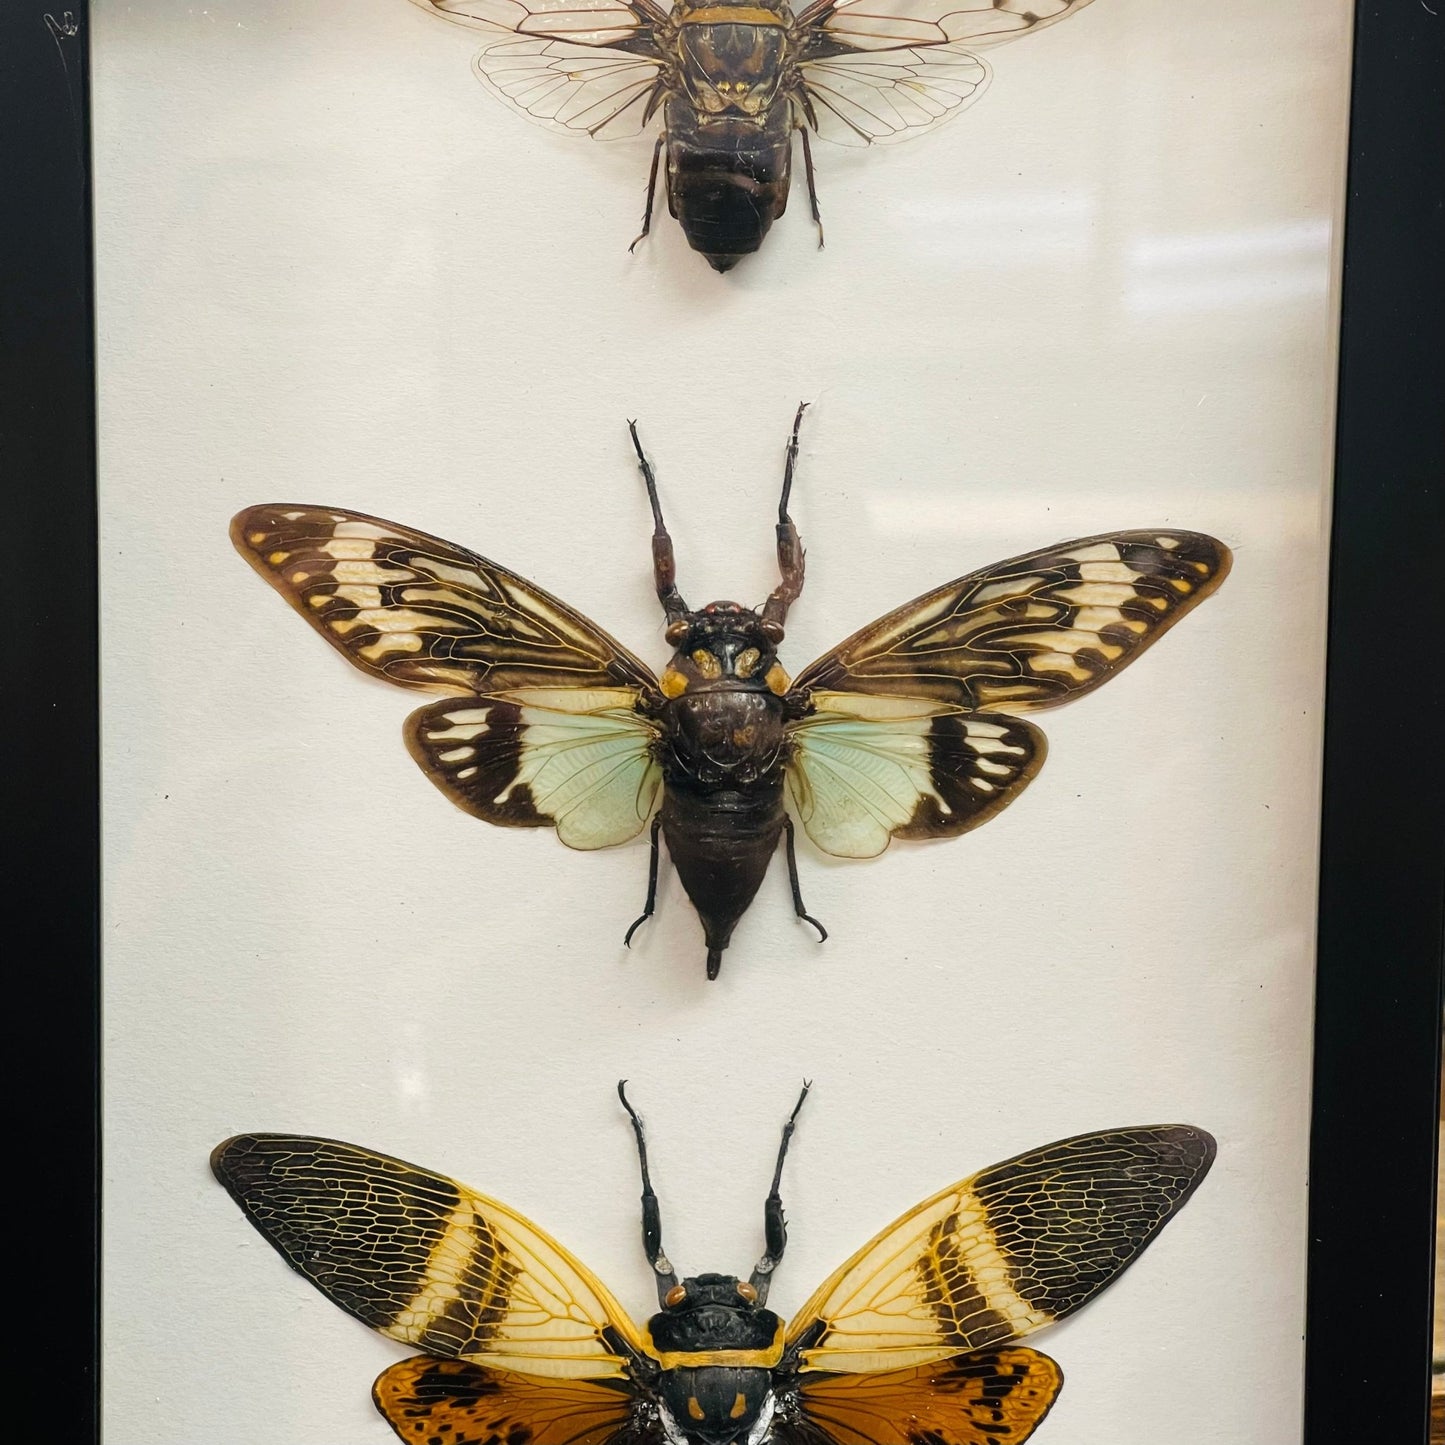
[94,1,1352,1440]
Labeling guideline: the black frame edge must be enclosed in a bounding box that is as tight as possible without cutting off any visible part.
[5,2,1442,1443]
[1,3,99,1442]
[1304,4,1445,1443]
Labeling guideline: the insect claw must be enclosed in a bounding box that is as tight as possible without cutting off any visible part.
[799,912,827,943]
[627,815,663,948]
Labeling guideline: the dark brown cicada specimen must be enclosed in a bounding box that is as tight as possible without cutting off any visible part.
[232,406,1230,979]
[407,0,1098,270]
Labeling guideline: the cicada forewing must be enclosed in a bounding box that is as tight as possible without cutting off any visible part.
[233,505,665,851]
[782,531,1232,858]
[214,1116,1213,1445]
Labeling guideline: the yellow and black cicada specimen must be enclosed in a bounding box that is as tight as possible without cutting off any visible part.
[405,0,1098,270]
[231,406,1230,979]
[212,1084,1215,1445]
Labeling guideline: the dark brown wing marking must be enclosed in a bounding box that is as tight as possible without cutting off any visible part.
[231,505,658,696]
[792,532,1230,711]
[211,1134,645,1377]
[374,1357,648,1445]
[781,1349,1062,1445]
[786,1126,1215,1372]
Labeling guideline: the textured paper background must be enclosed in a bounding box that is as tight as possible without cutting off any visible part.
[95,1,1350,1440]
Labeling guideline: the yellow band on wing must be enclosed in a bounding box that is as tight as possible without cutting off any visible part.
[388,1201,486,1345]
[947,1190,1054,1336]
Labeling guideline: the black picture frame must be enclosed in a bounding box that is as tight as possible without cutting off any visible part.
[4,4,100,1443]
[4,2,1441,1442]
[1303,5,1445,1442]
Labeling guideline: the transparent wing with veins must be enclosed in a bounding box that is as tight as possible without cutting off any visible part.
[799,43,989,145]
[805,0,1097,53]
[410,0,669,139]
[796,0,1095,145]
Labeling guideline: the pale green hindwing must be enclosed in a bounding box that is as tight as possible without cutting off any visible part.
[406,688,662,850]
[785,693,1045,858]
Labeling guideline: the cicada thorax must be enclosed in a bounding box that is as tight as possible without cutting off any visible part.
[645,1274,785,1445]
[664,0,799,271]
[655,604,794,974]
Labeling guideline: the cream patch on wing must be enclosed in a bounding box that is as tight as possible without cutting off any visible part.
[385,1194,637,1379]
[805,691,953,722]
[943,1192,1055,1337]
[965,720,1025,790]
[912,601,1055,649]
[331,557,414,585]
[501,687,648,714]
[972,576,1046,604]
[994,542,1147,682]
[794,1189,1051,1374]
[418,707,494,741]
[389,1202,493,1344]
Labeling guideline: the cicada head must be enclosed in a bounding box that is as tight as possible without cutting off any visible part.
[659,602,790,697]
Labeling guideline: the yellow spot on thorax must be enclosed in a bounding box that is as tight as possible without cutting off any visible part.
[661,668,688,698]
[679,5,786,23]
[643,1320,786,1371]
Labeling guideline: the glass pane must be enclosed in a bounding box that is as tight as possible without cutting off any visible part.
[93,2,1355,1442]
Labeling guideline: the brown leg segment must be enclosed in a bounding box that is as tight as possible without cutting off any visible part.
[762,403,810,630]
[630,135,664,253]
[799,128,824,248]
[624,814,664,946]
[627,421,688,624]
[783,816,827,942]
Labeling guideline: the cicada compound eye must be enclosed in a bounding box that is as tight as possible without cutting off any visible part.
[665,1283,688,1307]
[736,1281,759,1303]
